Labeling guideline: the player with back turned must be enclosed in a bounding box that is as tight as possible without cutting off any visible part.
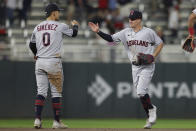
[88,10,164,129]
[29,3,79,129]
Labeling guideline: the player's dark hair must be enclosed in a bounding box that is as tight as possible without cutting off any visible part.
[45,12,51,18]
[46,11,54,18]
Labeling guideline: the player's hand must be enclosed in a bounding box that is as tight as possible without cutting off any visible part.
[71,20,79,26]
[188,34,194,39]
[34,56,38,60]
[88,22,99,33]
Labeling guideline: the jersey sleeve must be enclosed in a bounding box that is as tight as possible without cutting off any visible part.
[150,29,163,45]
[30,28,36,43]
[192,8,196,14]
[60,23,73,37]
[111,29,126,44]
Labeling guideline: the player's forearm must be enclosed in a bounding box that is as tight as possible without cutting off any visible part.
[188,13,196,35]
[153,43,163,58]
[29,42,37,56]
[97,31,114,42]
[72,25,78,37]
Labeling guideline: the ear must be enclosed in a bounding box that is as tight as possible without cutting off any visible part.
[51,11,57,16]
[51,11,55,17]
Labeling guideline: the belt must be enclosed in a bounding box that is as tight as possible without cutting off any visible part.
[37,56,61,59]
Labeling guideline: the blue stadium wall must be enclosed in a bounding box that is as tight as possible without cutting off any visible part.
[0,61,196,118]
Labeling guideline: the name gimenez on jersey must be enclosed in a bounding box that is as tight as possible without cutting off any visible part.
[37,23,58,31]
[127,40,149,47]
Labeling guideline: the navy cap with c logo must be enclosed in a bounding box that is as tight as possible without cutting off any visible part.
[129,10,142,20]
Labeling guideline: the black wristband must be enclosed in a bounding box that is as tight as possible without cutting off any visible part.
[72,25,78,37]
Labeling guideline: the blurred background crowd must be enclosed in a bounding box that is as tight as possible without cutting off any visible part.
[0,0,195,62]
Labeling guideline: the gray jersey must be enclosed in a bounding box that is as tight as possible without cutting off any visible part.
[112,27,163,62]
[193,8,196,14]
[30,20,73,58]
[112,27,163,96]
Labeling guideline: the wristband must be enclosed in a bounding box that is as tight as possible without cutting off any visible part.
[189,27,194,36]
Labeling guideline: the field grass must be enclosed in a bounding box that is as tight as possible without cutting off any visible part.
[0,119,196,129]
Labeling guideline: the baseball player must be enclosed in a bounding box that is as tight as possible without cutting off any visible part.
[29,3,79,129]
[88,10,163,129]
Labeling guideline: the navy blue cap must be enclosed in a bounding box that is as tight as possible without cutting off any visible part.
[45,3,63,15]
[129,10,142,20]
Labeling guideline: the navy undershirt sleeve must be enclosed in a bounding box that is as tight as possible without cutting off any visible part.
[97,31,114,42]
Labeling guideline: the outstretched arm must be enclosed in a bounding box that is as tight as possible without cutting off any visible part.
[88,22,114,42]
